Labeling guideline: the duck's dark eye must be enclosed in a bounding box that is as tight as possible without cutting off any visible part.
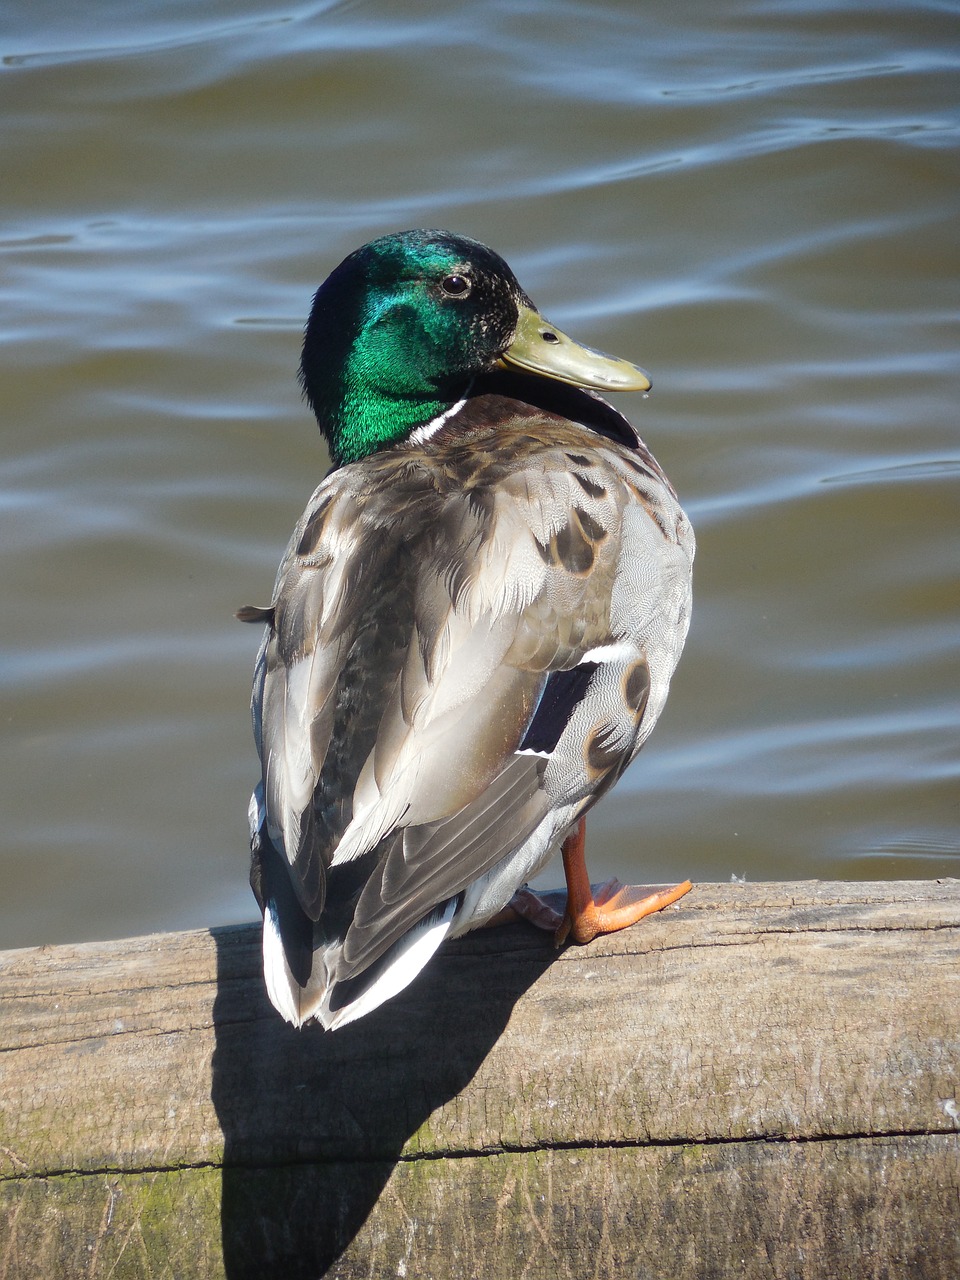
[441,274,471,298]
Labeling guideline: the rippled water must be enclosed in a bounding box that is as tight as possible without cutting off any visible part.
[2,0,958,948]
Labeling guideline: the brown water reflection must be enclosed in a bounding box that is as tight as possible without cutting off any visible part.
[1,0,958,949]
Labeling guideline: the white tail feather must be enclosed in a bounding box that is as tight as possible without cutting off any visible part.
[261,896,459,1031]
[325,899,457,1030]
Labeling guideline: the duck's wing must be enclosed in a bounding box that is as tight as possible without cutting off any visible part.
[250,419,693,1027]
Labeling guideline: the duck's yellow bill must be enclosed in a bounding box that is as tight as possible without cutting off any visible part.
[499,304,651,393]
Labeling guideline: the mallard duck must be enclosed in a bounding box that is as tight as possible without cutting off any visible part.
[240,229,694,1030]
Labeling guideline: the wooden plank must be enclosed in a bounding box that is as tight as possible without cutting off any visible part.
[1,881,958,1278]
[3,1136,957,1280]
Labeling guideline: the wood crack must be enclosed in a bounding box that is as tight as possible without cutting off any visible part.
[3,1126,956,1184]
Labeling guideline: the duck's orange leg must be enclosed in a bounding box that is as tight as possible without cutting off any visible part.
[489,816,692,944]
[554,817,692,945]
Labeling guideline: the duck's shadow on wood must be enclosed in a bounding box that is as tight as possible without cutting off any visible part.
[211,920,558,1279]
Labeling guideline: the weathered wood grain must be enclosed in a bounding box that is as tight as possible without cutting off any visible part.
[1,881,958,1278]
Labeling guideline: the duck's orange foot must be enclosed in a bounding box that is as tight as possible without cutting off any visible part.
[554,876,693,945]
[556,815,691,946]
[484,886,567,933]
[490,877,693,942]
[483,818,692,942]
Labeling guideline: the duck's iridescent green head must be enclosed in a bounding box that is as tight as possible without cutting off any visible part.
[300,229,650,466]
